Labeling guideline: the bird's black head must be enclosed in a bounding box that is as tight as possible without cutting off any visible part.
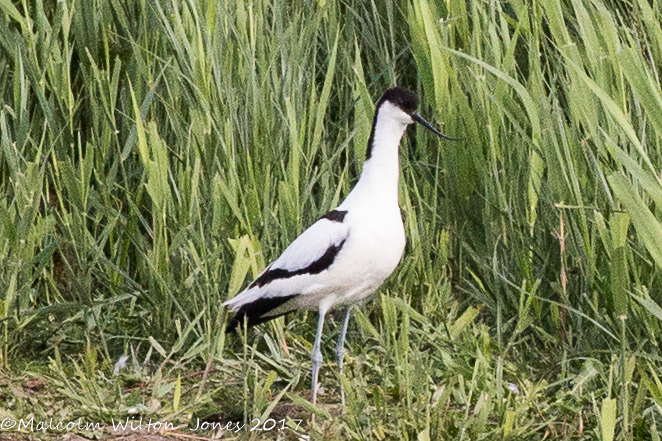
[378,87,419,115]
[365,86,462,160]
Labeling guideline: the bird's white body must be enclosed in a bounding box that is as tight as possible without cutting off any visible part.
[223,101,409,318]
[222,87,453,409]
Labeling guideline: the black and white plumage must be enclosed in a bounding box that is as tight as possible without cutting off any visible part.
[223,87,456,408]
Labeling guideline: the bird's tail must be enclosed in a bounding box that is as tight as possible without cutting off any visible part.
[224,294,298,333]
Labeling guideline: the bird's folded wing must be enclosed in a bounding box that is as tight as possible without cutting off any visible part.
[223,214,350,307]
[272,218,348,269]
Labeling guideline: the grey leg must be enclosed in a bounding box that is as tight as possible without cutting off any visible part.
[336,307,352,406]
[311,310,327,409]
[335,307,352,373]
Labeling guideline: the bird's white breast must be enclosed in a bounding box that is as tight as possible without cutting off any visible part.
[328,201,405,305]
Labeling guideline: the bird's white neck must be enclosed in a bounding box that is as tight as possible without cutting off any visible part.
[343,103,411,208]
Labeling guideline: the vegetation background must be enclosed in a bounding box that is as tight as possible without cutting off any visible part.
[2,0,662,439]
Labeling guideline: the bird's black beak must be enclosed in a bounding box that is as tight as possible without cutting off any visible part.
[412,113,462,141]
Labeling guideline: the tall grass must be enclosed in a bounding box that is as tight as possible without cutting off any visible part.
[2,0,662,438]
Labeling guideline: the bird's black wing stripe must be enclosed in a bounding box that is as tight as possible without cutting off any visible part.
[225,294,298,333]
[320,210,347,223]
[249,239,347,289]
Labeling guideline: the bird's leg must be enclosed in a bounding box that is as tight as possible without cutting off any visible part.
[311,310,327,415]
[336,306,352,407]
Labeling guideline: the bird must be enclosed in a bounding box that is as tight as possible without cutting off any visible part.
[223,86,458,409]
